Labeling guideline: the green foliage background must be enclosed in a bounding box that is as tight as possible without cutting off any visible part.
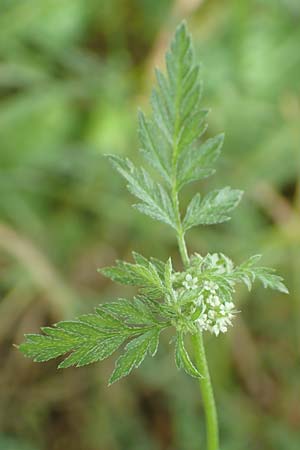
[0,1,299,449]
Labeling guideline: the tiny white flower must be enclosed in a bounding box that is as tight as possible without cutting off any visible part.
[183,274,198,290]
[204,281,219,292]
[212,325,220,336]
[220,301,235,315]
[219,324,228,333]
[217,317,229,327]
[197,313,209,330]
[219,307,225,316]
[208,310,216,319]
[197,313,207,324]
[206,294,213,305]
[225,301,234,310]
[210,295,220,307]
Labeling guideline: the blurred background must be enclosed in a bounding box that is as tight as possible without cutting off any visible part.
[0,0,300,449]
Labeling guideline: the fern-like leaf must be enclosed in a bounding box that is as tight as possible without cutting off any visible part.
[19,299,170,374]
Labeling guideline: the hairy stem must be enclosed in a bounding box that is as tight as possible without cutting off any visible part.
[175,226,219,450]
[177,227,189,268]
[191,332,219,450]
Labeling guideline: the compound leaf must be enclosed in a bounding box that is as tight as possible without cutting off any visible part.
[19,300,169,380]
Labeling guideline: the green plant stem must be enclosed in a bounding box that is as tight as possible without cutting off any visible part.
[176,227,219,450]
[171,182,189,267]
[191,332,219,450]
[172,90,219,447]
[177,228,189,268]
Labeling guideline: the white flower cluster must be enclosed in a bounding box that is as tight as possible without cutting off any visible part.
[182,275,236,337]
